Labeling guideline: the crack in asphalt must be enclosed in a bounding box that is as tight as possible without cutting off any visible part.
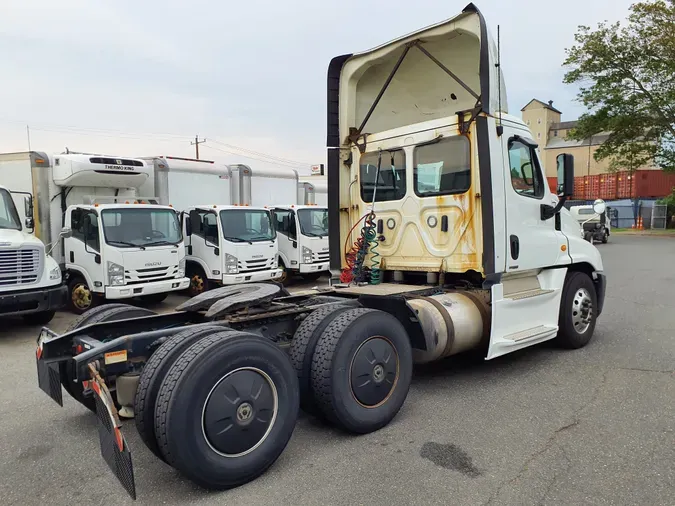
[482,371,609,506]
[618,367,674,375]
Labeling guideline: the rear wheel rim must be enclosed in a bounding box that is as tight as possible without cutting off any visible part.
[572,288,593,334]
[202,367,278,457]
[349,336,399,408]
[71,283,92,310]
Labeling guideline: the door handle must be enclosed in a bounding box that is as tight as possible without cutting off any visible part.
[441,215,449,232]
[377,219,383,234]
[510,235,520,260]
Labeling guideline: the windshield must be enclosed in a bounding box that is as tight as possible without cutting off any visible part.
[297,208,328,237]
[101,208,182,247]
[219,209,275,242]
[0,189,22,231]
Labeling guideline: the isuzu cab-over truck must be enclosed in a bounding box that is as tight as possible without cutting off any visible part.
[34,4,605,500]
[142,156,282,295]
[0,152,190,313]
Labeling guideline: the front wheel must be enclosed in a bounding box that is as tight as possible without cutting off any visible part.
[555,271,598,349]
[301,272,322,282]
[602,230,609,243]
[187,265,209,297]
[67,276,99,314]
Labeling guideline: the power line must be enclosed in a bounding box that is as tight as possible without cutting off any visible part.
[1,118,314,167]
[202,144,311,171]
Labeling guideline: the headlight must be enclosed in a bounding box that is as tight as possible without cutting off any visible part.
[49,266,61,281]
[302,246,313,264]
[178,258,186,277]
[225,253,238,274]
[107,261,125,286]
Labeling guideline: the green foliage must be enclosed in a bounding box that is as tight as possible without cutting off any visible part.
[563,0,675,173]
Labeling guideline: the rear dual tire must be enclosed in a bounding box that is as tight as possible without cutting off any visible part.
[290,306,413,434]
[152,331,299,490]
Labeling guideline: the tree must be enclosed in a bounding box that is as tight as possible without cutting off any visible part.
[563,0,675,173]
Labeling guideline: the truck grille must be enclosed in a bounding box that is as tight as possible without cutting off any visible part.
[125,265,179,285]
[238,257,275,273]
[312,251,329,263]
[0,248,41,286]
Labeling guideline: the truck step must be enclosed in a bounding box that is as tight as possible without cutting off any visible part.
[506,288,554,301]
[503,325,557,342]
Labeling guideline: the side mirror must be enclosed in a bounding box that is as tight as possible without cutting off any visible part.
[25,217,34,230]
[60,227,73,239]
[282,216,290,231]
[189,210,201,235]
[556,153,575,198]
[184,212,192,237]
[24,195,34,219]
[83,216,92,237]
[593,199,606,215]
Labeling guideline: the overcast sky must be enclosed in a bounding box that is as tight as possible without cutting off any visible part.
[0,0,634,175]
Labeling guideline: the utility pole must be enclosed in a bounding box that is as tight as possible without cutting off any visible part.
[191,135,206,159]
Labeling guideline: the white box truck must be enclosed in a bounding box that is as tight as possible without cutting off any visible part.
[0,181,65,323]
[0,152,189,313]
[142,156,281,296]
[231,165,330,282]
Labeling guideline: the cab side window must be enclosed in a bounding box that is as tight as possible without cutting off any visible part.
[71,208,100,251]
[508,139,545,199]
[273,209,296,239]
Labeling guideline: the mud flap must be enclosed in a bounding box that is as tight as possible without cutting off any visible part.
[36,355,63,406]
[87,365,137,500]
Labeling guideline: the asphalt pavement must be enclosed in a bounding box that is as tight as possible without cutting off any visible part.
[0,235,673,506]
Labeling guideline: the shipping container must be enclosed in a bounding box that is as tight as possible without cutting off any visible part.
[569,170,674,201]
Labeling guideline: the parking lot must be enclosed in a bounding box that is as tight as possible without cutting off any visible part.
[1,234,673,506]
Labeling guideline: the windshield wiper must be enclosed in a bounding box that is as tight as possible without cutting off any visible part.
[144,240,180,247]
[223,236,252,245]
[108,240,145,250]
[249,236,274,242]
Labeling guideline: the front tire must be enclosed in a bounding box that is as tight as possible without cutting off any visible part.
[310,308,413,434]
[67,276,98,314]
[187,264,209,297]
[602,230,609,243]
[555,271,598,349]
[301,272,322,282]
[154,331,299,490]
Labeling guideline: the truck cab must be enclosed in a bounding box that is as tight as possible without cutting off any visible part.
[183,205,281,294]
[271,204,330,282]
[62,201,189,312]
[0,185,65,322]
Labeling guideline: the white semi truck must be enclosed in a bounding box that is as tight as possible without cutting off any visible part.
[34,4,607,499]
[142,156,281,295]
[0,152,189,313]
[0,183,65,323]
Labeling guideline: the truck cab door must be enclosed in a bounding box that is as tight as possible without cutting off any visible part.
[502,134,569,271]
[272,209,297,269]
[486,132,571,360]
[190,210,220,277]
[66,208,105,294]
